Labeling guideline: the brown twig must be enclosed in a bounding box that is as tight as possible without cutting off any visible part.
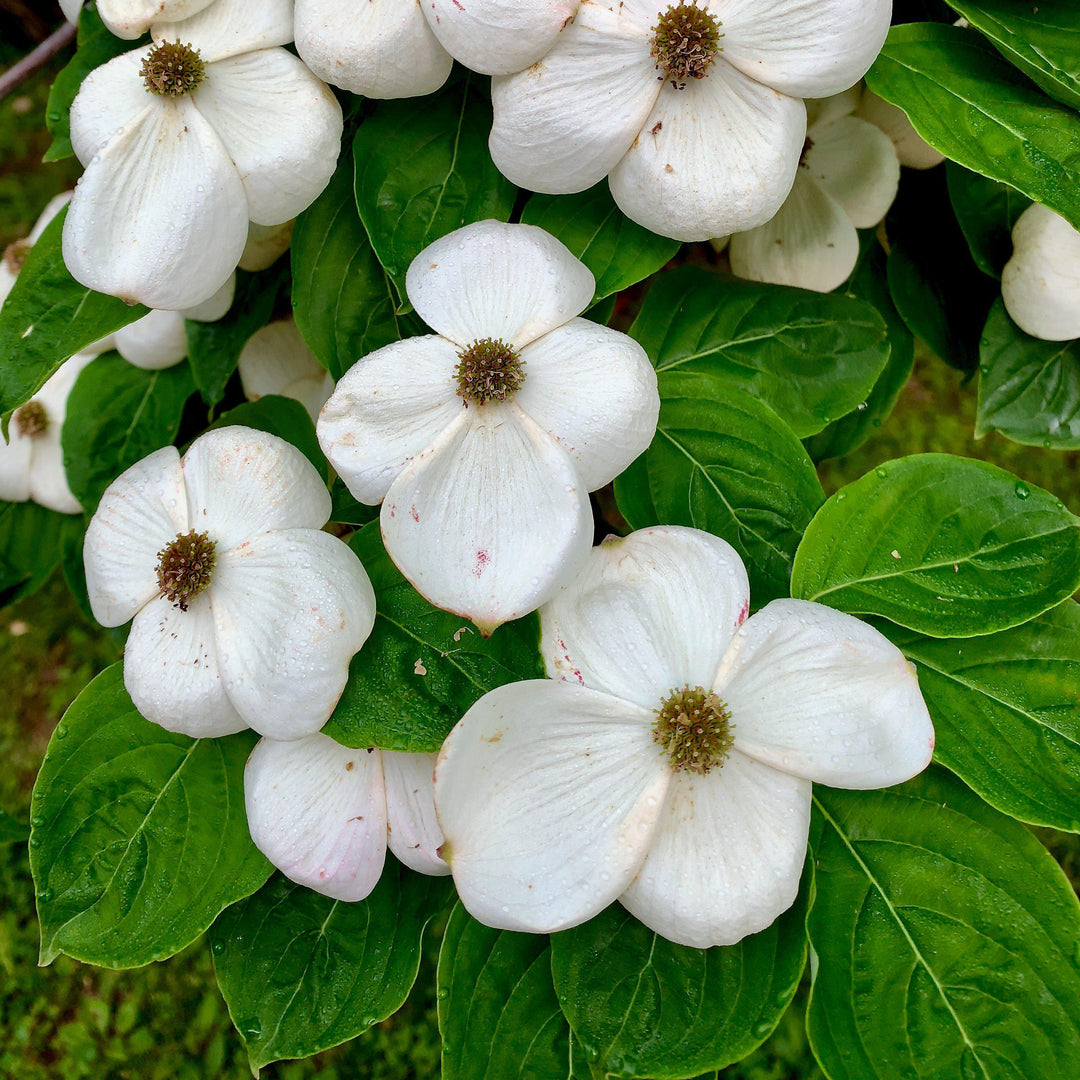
[0,21,77,102]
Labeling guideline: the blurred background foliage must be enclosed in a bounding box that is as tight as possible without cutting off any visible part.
[1,8,1078,1080]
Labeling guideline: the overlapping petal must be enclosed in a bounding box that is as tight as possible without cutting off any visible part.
[716,599,935,788]
[68,49,153,167]
[158,0,294,64]
[805,115,899,229]
[238,319,334,421]
[381,407,593,632]
[619,752,811,947]
[434,680,668,933]
[540,526,749,709]
[0,425,32,503]
[383,751,450,876]
[99,0,216,40]
[405,221,595,350]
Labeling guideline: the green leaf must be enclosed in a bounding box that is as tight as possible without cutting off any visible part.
[945,0,1080,111]
[207,395,327,479]
[880,603,1080,831]
[629,267,889,438]
[946,164,1031,280]
[976,299,1080,449]
[0,208,148,419]
[62,352,195,514]
[614,371,824,605]
[865,23,1080,232]
[44,6,141,162]
[520,184,679,304]
[353,75,517,308]
[212,867,452,1072]
[807,768,1080,1080]
[330,476,380,528]
[0,807,29,846]
[439,904,570,1080]
[0,500,81,607]
[804,231,915,462]
[185,265,288,409]
[791,453,1080,637]
[551,887,809,1080]
[29,664,271,968]
[292,152,422,381]
[322,523,544,753]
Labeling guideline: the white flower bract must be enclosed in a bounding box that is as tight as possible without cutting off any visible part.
[94,0,219,40]
[489,0,893,241]
[239,318,335,421]
[433,526,935,947]
[245,733,449,901]
[83,426,376,740]
[318,220,659,633]
[63,0,342,310]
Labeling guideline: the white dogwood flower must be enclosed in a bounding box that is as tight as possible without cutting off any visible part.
[855,88,944,171]
[1001,204,1080,342]
[725,91,900,293]
[239,318,335,421]
[245,733,449,901]
[435,526,935,948]
[64,0,342,310]
[0,353,95,515]
[84,426,375,739]
[93,275,235,371]
[490,0,892,240]
[318,220,659,633]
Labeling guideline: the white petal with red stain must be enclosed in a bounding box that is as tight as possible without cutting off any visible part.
[245,734,388,901]
[540,526,750,709]
[317,335,463,505]
[609,60,806,241]
[383,751,449,876]
[84,445,189,626]
[434,680,669,932]
[381,406,593,632]
[179,427,330,552]
[210,528,375,739]
[405,220,595,350]
[619,751,811,947]
[716,599,936,788]
[489,0,659,193]
[515,318,658,490]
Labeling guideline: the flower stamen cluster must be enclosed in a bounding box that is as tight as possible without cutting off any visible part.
[650,2,723,89]
[455,337,525,405]
[13,400,48,439]
[140,41,206,97]
[156,529,217,611]
[653,684,734,774]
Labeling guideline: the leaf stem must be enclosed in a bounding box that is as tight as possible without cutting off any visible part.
[0,21,77,102]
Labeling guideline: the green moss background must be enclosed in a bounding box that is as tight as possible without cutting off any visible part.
[1,12,1078,1079]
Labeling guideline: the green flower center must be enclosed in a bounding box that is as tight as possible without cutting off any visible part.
[156,530,217,611]
[140,41,206,97]
[455,338,525,406]
[651,2,723,89]
[3,238,31,276]
[653,685,735,775]
[13,400,48,439]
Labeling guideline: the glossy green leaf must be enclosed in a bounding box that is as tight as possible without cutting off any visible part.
[0,807,29,846]
[865,23,1080,232]
[322,523,544,752]
[880,603,1080,831]
[62,352,195,514]
[353,76,517,308]
[185,265,288,409]
[0,208,148,419]
[551,887,809,1080]
[946,164,1031,280]
[976,299,1080,449]
[292,150,422,381]
[791,454,1080,637]
[207,395,327,479]
[613,371,824,605]
[629,267,889,438]
[945,0,1080,110]
[44,6,141,162]
[212,868,453,1072]
[0,500,82,607]
[805,232,915,462]
[807,768,1080,1080]
[520,184,679,304]
[330,476,380,527]
[29,664,271,968]
[439,904,570,1080]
